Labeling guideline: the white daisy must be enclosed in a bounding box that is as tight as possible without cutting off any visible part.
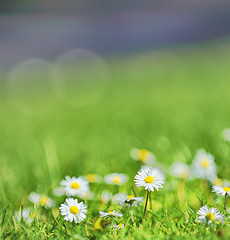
[130,148,156,165]
[134,168,165,192]
[29,192,53,208]
[84,173,102,183]
[170,162,190,179]
[113,193,143,207]
[191,149,217,182]
[104,173,128,186]
[59,198,87,223]
[222,128,230,142]
[60,176,90,197]
[111,223,124,230]
[15,208,36,224]
[99,191,112,204]
[212,185,230,197]
[99,210,123,219]
[196,205,224,225]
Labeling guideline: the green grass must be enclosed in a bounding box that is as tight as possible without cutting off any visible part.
[1,44,230,239]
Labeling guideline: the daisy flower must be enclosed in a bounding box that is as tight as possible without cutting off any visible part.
[104,173,128,186]
[84,173,102,183]
[113,193,143,207]
[213,181,230,215]
[29,192,53,208]
[222,128,230,142]
[60,176,90,197]
[196,205,224,225]
[111,223,124,230]
[191,149,217,182]
[134,168,165,192]
[15,208,36,224]
[59,198,87,223]
[99,191,112,204]
[135,168,165,219]
[170,162,190,179]
[212,185,230,197]
[130,148,156,165]
[99,210,123,219]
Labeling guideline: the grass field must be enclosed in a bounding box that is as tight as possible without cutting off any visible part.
[1,45,230,239]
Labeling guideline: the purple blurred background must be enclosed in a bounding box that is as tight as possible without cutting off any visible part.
[1,0,230,68]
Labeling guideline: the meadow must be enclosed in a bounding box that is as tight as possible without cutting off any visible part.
[1,44,230,239]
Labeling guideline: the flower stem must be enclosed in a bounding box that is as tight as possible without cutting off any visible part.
[143,191,149,220]
[130,204,134,222]
[224,193,227,219]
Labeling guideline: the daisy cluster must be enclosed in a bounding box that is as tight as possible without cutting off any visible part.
[15,137,230,230]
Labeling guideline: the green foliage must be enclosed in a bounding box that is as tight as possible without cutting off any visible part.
[1,45,230,239]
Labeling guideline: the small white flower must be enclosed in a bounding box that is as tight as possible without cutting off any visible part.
[113,193,143,207]
[99,210,123,218]
[130,148,156,165]
[99,191,112,204]
[196,205,224,225]
[104,173,128,186]
[59,198,87,223]
[29,192,53,208]
[170,162,190,179]
[134,168,165,192]
[53,187,66,196]
[222,128,230,142]
[111,223,124,230]
[15,208,36,224]
[212,185,230,197]
[60,176,90,197]
[191,149,217,182]
[84,174,102,183]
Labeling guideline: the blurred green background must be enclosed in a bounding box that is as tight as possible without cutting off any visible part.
[1,0,230,209]
[1,45,230,208]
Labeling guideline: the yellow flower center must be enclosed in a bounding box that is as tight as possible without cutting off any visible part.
[138,149,149,162]
[201,158,210,168]
[86,174,96,183]
[214,178,223,186]
[113,176,121,184]
[40,196,48,206]
[206,212,214,221]
[70,206,79,214]
[108,211,113,214]
[118,223,124,228]
[127,195,134,200]
[71,182,80,189]
[223,186,230,192]
[145,176,154,183]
